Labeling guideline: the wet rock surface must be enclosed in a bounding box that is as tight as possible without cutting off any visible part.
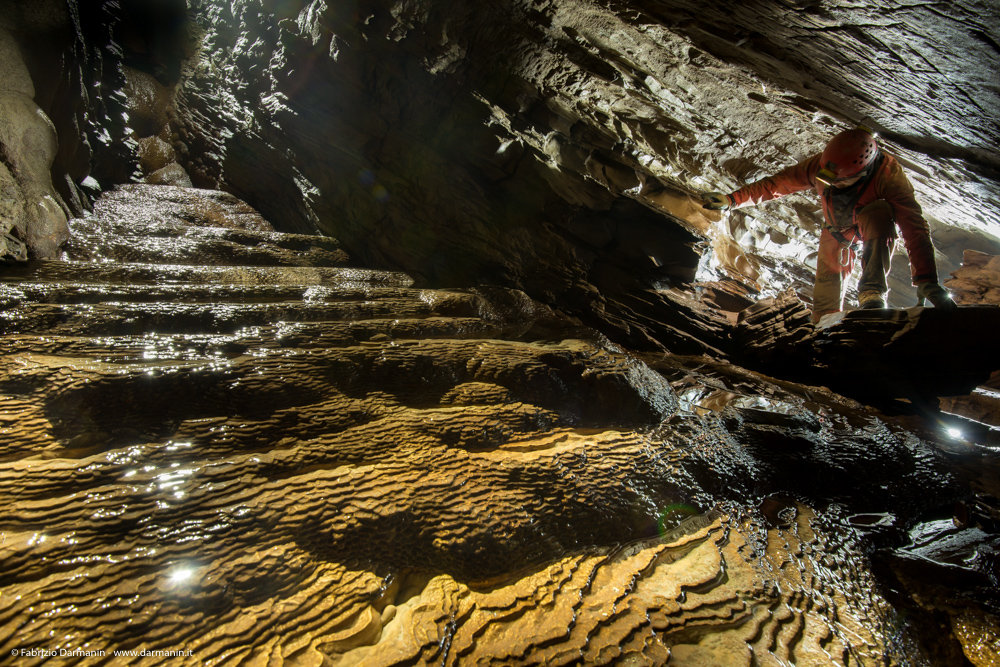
[88,184,276,233]
[2,189,999,664]
[2,0,1000,663]
[733,290,1000,410]
[941,251,1000,438]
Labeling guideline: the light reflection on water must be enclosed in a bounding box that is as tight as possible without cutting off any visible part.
[2,219,993,664]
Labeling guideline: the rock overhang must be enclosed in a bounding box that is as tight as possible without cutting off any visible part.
[155,0,999,325]
[5,0,997,328]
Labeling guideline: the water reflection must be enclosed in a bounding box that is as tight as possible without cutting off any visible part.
[2,207,995,665]
[169,568,194,584]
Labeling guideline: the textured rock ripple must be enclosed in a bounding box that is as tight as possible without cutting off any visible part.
[1,190,992,664]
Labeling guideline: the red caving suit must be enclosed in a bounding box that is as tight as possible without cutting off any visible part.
[727,152,938,320]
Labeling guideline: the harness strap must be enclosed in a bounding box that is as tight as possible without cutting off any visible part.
[823,223,860,267]
[825,223,860,250]
[819,151,884,260]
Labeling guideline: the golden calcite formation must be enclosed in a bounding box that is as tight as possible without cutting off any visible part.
[0,190,929,665]
[342,508,889,666]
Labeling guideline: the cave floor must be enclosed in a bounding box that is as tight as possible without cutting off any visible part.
[1,196,998,666]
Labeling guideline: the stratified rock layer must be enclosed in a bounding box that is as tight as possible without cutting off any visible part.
[171,0,1000,326]
[947,250,1000,307]
[730,288,1000,412]
[941,251,1000,432]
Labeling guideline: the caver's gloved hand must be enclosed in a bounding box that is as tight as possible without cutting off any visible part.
[701,192,732,211]
[917,282,957,310]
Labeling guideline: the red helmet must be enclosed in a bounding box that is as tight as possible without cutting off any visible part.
[819,129,879,181]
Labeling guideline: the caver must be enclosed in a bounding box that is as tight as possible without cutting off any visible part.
[702,125,956,322]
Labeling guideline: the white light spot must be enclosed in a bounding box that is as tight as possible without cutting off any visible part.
[170,569,193,584]
[947,428,962,439]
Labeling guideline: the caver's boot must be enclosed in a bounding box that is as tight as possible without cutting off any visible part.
[857,289,886,309]
[855,200,896,310]
[856,237,892,309]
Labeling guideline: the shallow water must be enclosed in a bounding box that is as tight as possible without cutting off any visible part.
[0,208,995,665]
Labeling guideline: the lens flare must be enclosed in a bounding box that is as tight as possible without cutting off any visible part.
[358,169,376,187]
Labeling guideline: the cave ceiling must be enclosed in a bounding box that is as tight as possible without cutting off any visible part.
[163,0,1000,319]
[5,0,999,335]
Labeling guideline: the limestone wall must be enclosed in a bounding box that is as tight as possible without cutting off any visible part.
[0,21,68,258]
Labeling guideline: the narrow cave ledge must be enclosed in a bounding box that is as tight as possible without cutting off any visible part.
[1,0,1000,664]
